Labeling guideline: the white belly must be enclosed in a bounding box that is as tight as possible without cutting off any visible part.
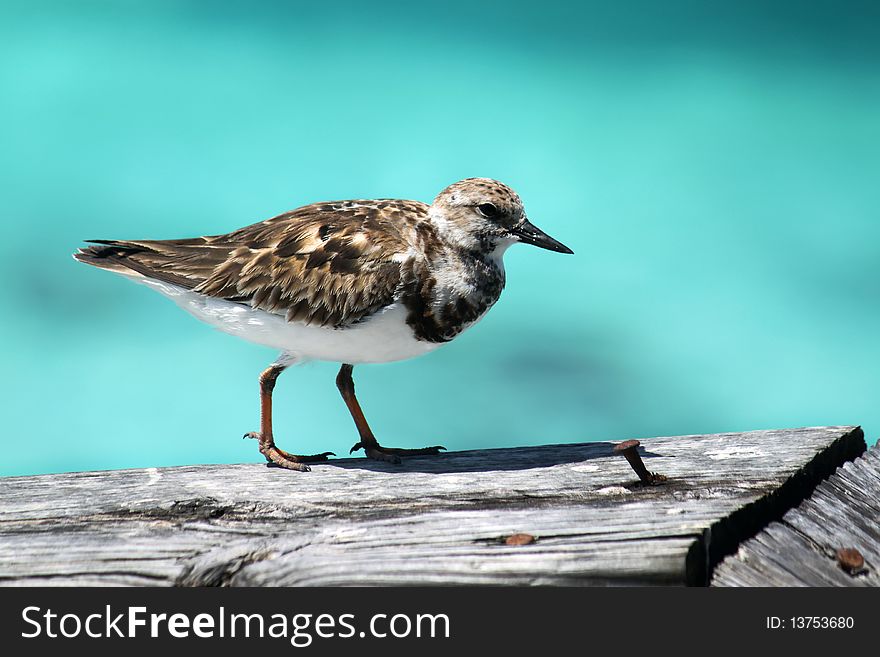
[132,277,443,364]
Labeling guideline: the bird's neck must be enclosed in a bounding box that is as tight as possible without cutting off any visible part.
[427,206,482,251]
[427,206,512,268]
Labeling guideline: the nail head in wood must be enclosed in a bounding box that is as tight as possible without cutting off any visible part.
[836,547,866,575]
[504,533,536,546]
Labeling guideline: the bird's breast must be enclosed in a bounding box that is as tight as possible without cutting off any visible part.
[399,252,506,344]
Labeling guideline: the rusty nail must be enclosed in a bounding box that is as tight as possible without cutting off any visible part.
[836,547,865,575]
[613,440,666,485]
[504,533,536,546]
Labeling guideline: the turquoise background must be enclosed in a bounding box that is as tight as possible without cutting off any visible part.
[1,1,878,476]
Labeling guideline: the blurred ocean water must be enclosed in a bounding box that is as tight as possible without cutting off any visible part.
[1,1,878,476]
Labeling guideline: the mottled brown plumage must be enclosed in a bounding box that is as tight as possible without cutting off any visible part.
[75,190,524,342]
[74,178,572,472]
[77,199,433,330]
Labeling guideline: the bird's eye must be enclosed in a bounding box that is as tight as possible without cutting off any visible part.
[477,203,498,218]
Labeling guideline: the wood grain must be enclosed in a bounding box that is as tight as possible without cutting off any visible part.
[0,426,865,586]
[712,442,879,587]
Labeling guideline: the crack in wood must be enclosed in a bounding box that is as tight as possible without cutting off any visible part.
[693,425,865,585]
[0,426,868,587]
[712,438,879,586]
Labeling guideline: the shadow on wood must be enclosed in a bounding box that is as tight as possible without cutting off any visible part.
[0,426,867,587]
[318,441,668,474]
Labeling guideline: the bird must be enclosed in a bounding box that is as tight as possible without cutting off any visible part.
[74,178,573,472]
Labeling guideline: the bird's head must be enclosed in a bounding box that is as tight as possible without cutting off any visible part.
[429,178,573,257]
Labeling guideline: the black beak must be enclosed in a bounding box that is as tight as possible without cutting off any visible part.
[512,219,574,254]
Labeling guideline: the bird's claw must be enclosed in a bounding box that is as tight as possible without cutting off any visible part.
[351,442,447,463]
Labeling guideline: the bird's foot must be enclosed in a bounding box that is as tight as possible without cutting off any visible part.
[243,432,335,472]
[349,441,446,464]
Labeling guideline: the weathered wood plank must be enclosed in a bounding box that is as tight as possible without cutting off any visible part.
[712,443,879,587]
[0,426,865,586]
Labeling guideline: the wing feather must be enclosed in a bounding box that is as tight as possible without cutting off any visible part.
[75,200,430,328]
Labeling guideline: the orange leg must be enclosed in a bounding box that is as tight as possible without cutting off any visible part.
[244,363,334,472]
[336,364,445,464]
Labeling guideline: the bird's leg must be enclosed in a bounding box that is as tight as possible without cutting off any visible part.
[336,364,445,464]
[244,362,334,472]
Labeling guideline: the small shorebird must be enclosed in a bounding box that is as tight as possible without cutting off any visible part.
[75,178,572,471]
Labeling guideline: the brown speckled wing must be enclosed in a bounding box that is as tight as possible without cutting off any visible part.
[76,200,430,328]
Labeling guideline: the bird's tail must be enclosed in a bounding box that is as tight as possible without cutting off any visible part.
[74,237,228,290]
[73,240,148,277]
